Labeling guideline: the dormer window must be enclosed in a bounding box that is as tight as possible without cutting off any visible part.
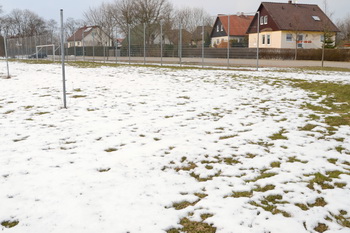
[312,16,321,21]
[260,16,264,25]
[264,16,268,24]
[217,25,219,32]
[221,25,223,31]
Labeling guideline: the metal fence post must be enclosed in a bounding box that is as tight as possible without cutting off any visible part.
[179,23,182,66]
[202,22,204,68]
[4,36,10,78]
[128,25,131,64]
[227,14,230,69]
[92,32,95,62]
[115,28,118,64]
[160,23,163,66]
[60,9,67,109]
[256,11,260,71]
[82,29,85,61]
[144,23,146,65]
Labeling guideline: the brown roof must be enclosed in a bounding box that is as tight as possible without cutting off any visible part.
[218,15,254,36]
[260,2,339,32]
[67,26,99,42]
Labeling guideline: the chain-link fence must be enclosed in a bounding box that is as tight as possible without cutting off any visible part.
[3,15,350,67]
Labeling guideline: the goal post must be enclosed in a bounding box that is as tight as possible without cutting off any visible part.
[35,44,56,61]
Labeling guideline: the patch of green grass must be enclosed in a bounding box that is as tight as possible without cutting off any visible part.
[306,172,333,190]
[73,88,83,92]
[308,197,327,207]
[35,111,50,115]
[219,135,238,140]
[97,168,111,172]
[223,157,240,165]
[327,158,338,164]
[175,162,197,172]
[246,172,277,183]
[252,184,276,192]
[230,191,253,198]
[291,81,350,126]
[295,203,309,211]
[269,129,288,140]
[330,210,350,227]
[335,146,346,153]
[287,156,308,164]
[104,147,118,152]
[71,95,87,98]
[249,196,291,218]
[4,110,15,114]
[299,124,318,131]
[314,223,328,233]
[1,220,19,228]
[270,161,281,168]
[24,105,34,109]
[166,217,216,233]
[172,200,198,210]
[190,170,222,182]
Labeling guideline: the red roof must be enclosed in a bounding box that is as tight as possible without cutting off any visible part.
[218,15,254,36]
[67,26,99,42]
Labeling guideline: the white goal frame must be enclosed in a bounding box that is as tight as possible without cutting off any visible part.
[35,44,56,61]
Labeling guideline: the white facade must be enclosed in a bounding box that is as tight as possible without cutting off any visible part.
[68,27,113,48]
[249,31,336,49]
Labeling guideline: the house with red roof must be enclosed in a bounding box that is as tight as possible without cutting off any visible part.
[210,14,254,47]
[246,1,339,49]
[67,26,113,48]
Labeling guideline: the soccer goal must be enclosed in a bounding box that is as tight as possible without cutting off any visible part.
[35,44,56,61]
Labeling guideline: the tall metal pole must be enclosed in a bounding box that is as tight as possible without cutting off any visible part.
[92,32,95,62]
[160,23,163,66]
[202,22,205,68]
[74,28,76,61]
[256,11,260,71]
[60,9,67,109]
[82,28,85,61]
[115,27,118,64]
[227,14,230,69]
[4,36,10,78]
[128,25,131,64]
[179,23,182,66]
[143,23,146,65]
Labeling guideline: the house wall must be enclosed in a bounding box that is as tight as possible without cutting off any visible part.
[68,28,113,48]
[211,36,246,47]
[249,31,335,49]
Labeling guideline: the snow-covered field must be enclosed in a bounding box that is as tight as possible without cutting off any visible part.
[1,61,350,233]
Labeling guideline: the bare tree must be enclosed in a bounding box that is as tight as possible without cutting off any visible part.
[173,7,212,33]
[337,14,350,42]
[83,2,115,42]
[64,17,84,37]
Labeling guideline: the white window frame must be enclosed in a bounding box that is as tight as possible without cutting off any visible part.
[217,25,219,32]
[260,16,264,25]
[264,16,268,25]
[286,34,293,42]
[262,35,266,44]
[221,25,223,32]
[267,34,271,45]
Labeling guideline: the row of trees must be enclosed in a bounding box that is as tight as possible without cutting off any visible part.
[0,0,214,46]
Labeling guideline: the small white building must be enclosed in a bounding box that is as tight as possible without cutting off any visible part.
[67,26,113,48]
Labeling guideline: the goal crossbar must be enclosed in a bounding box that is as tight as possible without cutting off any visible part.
[35,44,56,62]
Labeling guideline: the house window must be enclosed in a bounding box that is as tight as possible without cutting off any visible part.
[262,35,266,44]
[217,25,219,32]
[221,25,223,31]
[312,16,321,21]
[267,35,271,45]
[264,16,268,24]
[260,16,264,25]
[320,35,325,42]
[286,34,293,42]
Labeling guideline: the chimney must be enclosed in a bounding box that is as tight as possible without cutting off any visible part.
[288,0,292,3]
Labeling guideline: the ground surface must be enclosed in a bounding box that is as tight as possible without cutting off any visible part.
[0,61,350,233]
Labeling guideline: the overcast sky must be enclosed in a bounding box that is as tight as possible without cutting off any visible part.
[1,0,349,23]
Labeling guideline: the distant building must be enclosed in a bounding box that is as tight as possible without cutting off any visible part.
[246,1,340,49]
[67,26,113,48]
[210,14,254,47]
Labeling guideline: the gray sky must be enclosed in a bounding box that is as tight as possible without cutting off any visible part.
[1,0,349,23]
